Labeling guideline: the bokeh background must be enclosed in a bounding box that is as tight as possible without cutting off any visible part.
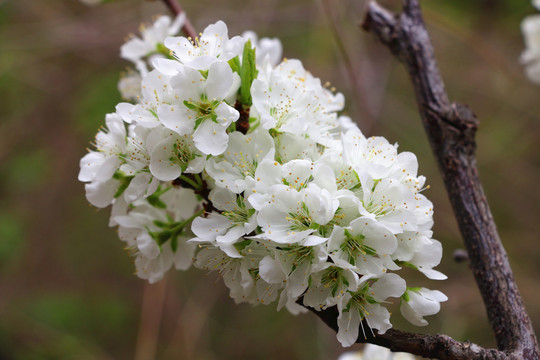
[0,0,539,359]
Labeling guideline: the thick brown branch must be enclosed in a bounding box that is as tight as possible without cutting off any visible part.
[308,305,511,360]
[357,1,539,359]
[234,101,250,135]
[160,0,197,40]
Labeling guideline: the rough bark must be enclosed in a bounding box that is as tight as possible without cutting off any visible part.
[308,305,512,360]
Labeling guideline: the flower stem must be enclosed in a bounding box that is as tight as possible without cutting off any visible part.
[179,174,201,190]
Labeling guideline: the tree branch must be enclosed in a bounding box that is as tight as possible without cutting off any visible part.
[160,0,197,40]
[350,1,540,358]
[307,304,512,360]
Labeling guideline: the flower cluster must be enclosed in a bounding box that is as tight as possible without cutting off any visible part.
[79,16,447,347]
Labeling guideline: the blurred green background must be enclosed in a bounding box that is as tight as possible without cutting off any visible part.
[0,0,539,359]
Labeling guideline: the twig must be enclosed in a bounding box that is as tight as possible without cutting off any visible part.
[160,0,197,40]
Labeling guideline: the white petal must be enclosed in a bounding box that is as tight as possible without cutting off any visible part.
[302,235,328,246]
[173,238,196,270]
[121,38,153,62]
[191,213,230,240]
[137,232,160,259]
[164,36,196,64]
[214,102,239,126]
[149,138,182,181]
[337,308,361,347]
[85,178,119,208]
[219,243,242,258]
[411,239,443,269]
[400,300,428,326]
[78,152,105,182]
[224,72,241,104]
[259,256,287,284]
[209,187,237,211]
[186,155,206,174]
[115,102,136,124]
[370,273,406,302]
[205,61,233,100]
[287,261,311,298]
[193,120,228,155]
[171,66,204,101]
[124,172,152,202]
[157,104,196,135]
[216,226,245,244]
[152,58,183,76]
[95,156,120,182]
[364,303,392,334]
[418,267,447,280]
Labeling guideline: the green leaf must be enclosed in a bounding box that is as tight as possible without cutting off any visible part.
[156,43,174,59]
[228,56,241,74]
[113,174,134,198]
[234,239,252,252]
[170,234,178,252]
[153,220,168,228]
[226,121,236,133]
[156,230,172,245]
[183,100,198,111]
[269,128,282,137]
[147,192,167,209]
[199,70,209,79]
[366,296,378,304]
[401,291,410,302]
[240,39,257,106]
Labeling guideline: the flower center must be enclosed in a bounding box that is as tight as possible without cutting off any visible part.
[340,229,377,264]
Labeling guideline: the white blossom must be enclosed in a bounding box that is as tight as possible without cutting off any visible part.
[165,20,244,70]
[161,61,240,155]
[400,287,448,326]
[114,187,201,283]
[205,128,274,193]
[121,14,186,74]
[79,18,447,348]
[336,273,406,347]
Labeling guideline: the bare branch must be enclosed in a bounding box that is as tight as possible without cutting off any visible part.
[160,0,197,40]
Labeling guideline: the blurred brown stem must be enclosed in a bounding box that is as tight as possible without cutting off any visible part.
[320,0,375,134]
[160,0,197,40]
[134,276,168,360]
